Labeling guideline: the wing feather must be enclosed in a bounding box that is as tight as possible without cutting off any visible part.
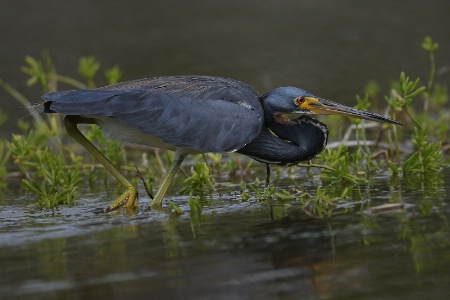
[42,76,264,152]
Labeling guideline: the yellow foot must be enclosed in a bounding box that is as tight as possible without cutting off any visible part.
[103,187,138,213]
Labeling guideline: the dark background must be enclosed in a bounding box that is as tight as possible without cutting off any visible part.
[1,0,449,133]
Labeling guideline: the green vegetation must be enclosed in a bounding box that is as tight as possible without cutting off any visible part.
[0,37,448,216]
[7,132,82,208]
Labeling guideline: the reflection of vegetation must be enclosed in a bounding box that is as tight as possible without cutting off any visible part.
[31,238,69,281]
[358,170,449,274]
[404,172,445,216]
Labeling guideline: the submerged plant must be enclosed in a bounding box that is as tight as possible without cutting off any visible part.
[301,186,340,218]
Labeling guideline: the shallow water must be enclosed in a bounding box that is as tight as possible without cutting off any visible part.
[1,168,449,299]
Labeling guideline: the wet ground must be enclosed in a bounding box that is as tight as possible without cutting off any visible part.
[1,168,449,299]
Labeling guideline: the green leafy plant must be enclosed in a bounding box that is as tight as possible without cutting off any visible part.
[78,56,100,88]
[179,162,214,197]
[403,128,443,174]
[105,65,123,85]
[86,125,125,167]
[0,141,11,179]
[317,145,368,185]
[8,133,82,208]
[21,55,53,92]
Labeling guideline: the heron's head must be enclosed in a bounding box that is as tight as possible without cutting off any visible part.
[262,87,402,125]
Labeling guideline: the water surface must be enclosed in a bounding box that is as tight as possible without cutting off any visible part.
[1,169,449,299]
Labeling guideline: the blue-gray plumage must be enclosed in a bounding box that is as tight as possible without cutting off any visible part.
[41,76,402,211]
[237,116,328,165]
[43,77,263,153]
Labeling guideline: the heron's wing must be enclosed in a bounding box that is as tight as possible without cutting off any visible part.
[99,76,258,105]
[43,84,263,152]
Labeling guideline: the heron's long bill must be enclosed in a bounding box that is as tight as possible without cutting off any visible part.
[300,97,402,125]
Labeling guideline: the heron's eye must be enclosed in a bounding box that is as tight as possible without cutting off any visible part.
[295,96,305,106]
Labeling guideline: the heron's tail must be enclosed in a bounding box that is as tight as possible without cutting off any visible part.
[27,103,46,114]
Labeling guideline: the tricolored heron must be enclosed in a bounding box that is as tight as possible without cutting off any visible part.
[41,76,401,211]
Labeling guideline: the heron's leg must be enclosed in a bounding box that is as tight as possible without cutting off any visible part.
[63,115,138,212]
[150,150,187,210]
[265,164,271,187]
